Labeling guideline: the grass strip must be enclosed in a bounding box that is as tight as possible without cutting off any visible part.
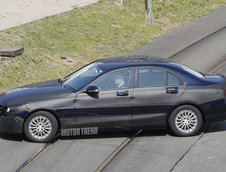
[0,0,225,92]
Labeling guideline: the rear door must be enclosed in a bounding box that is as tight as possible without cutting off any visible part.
[132,67,185,128]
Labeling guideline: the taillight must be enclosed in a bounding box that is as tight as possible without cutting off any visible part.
[222,88,226,96]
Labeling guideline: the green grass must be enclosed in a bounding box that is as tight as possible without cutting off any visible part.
[0,0,225,93]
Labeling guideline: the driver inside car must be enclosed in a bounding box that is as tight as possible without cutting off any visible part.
[114,74,126,89]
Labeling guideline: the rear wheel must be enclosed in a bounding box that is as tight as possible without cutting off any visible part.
[168,105,203,136]
[23,111,58,143]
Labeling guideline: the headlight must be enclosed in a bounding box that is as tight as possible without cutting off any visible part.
[3,105,26,116]
[4,106,18,115]
[6,107,11,113]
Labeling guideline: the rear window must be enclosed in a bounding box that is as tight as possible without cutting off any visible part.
[180,65,204,79]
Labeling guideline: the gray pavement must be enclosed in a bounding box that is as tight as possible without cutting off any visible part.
[171,27,226,72]
[0,0,98,31]
[0,134,44,171]
[0,5,226,172]
[103,131,200,172]
[173,122,226,172]
[23,135,128,172]
[215,63,226,74]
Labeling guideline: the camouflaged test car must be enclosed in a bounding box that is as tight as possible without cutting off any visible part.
[0,56,226,142]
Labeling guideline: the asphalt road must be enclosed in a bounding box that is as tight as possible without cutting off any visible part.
[16,28,226,172]
[23,134,129,172]
[0,134,44,172]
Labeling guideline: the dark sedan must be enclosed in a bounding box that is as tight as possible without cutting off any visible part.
[0,56,226,142]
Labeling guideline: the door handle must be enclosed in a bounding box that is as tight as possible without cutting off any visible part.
[116,90,129,96]
[166,87,178,94]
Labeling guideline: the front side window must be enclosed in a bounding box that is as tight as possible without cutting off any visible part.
[139,68,166,87]
[64,63,105,91]
[94,69,132,91]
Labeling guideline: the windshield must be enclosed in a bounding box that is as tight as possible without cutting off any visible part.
[180,65,204,79]
[64,63,105,91]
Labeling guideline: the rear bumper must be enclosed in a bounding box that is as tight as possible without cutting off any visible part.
[202,99,226,124]
[0,115,23,134]
[206,111,226,123]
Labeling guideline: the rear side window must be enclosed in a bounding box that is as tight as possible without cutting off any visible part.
[167,72,183,85]
[138,68,166,87]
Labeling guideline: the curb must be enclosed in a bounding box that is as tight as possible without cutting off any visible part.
[129,6,226,59]
[167,24,226,59]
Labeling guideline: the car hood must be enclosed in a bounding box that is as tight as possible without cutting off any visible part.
[0,80,73,106]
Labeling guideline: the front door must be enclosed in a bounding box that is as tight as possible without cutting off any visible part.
[73,69,134,131]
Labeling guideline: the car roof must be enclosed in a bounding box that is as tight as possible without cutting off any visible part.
[96,55,178,71]
[97,55,172,63]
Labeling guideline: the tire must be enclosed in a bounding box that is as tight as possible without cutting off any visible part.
[23,111,58,143]
[168,105,203,136]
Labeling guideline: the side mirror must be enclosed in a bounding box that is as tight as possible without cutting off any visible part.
[85,85,99,94]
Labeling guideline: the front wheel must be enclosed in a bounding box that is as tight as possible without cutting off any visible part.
[168,105,203,136]
[23,111,58,143]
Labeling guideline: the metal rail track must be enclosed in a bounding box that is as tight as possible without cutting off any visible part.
[95,130,143,172]
[15,134,59,172]
[209,59,226,73]
[15,26,226,172]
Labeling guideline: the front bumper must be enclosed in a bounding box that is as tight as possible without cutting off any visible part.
[0,115,24,134]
